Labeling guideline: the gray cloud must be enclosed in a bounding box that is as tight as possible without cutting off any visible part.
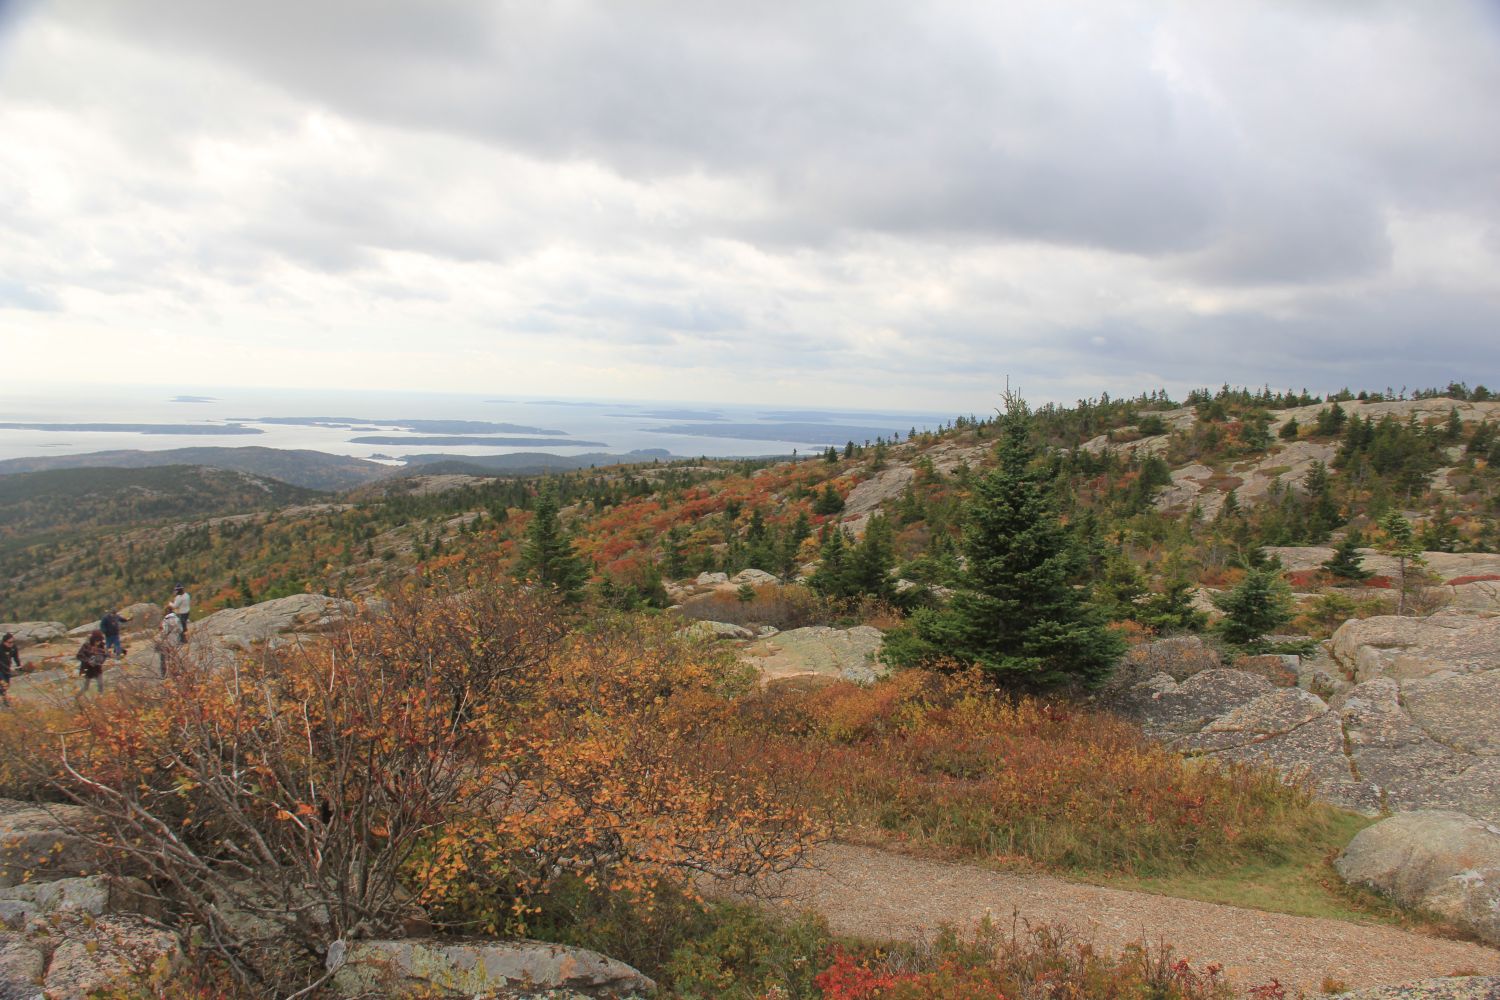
[0,1,1497,405]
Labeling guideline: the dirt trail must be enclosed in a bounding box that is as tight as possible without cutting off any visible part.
[777,843,1500,994]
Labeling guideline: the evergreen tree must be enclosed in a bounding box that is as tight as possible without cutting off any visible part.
[847,515,897,600]
[884,394,1124,688]
[1444,407,1464,441]
[1301,461,1340,541]
[1138,578,1208,634]
[516,481,589,602]
[1378,510,1423,615]
[1322,533,1371,581]
[1211,568,1293,648]
[808,527,854,598]
[812,484,845,515]
[1278,417,1300,440]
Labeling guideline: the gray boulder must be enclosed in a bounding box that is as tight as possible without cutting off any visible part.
[679,620,755,642]
[192,594,354,649]
[729,569,780,587]
[0,621,67,647]
[1337,811,1500,945]
[1111,668,1273,737]
[693,572,729,587]
[330,938,654,998]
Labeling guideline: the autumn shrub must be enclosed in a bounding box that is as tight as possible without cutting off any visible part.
[744,670,1337,875]
[21,584,819,996]
[676,584,836,630]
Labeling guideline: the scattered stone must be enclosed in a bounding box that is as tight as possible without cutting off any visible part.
[1337,811,1500,945]
[330,938,655,998]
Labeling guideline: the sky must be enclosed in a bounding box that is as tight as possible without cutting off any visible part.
[1,0,1498,411]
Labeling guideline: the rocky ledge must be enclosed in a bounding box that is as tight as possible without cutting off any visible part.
[1108,613,1500,824]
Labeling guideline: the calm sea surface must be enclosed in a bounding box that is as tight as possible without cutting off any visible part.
[0,385,954,465]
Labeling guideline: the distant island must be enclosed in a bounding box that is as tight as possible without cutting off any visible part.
[647,421,908,445]
[349,435,609,447]
[244,417,569,435]
[168,395,219,403]
[0,422,261,435]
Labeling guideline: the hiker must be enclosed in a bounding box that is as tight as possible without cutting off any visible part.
[0,633,19,706]
[155,612,183,677]
[170,585,191,642]
[99,608,130,658]
[77,630,108,695]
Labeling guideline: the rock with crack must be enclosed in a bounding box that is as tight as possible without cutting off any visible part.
[1337,811,1500,946]
[1108,668,1274,737]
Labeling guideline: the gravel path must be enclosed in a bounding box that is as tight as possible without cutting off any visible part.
[774,843,1500,994]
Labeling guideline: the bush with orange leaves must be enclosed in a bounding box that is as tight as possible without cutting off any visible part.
[29,585,818,995]
[745,669,1337,874]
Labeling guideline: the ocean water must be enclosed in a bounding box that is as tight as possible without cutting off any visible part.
[0,384,953,465]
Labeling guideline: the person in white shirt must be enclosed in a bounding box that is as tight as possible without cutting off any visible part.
[155,613,183,677]
[170,585,192,642]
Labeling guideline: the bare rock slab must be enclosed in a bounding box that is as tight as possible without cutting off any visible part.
[331,938,655,998]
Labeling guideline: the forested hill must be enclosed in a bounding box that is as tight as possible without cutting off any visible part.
[4,383,1499,627]
[0,446,390,491]
[0,465,320,544]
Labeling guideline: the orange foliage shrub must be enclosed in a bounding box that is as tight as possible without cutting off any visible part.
[28,585,818,994]
[746,671,1328,873]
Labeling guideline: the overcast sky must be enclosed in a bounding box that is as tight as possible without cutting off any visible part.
[1,1,1497,410]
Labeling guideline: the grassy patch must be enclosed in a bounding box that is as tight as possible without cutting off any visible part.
[1086,810,1450,929]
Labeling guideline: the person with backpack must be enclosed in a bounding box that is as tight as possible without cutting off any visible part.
[99,608,130,658]
[155,612,183,677]
[77,630,107,695]
[170,585,191,642]
[0,633,19,707]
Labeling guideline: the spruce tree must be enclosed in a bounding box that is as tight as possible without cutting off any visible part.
[1322,533,1371,581]
[884,394,1124,688]
[517,481,590,602]
[1378,510,1423,615]
[809,527,853,598]
[1211,568,1293,648]
[847,515,897,600]
[812,484,845,515]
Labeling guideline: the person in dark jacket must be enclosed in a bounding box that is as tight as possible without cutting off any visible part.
[99,608,130,658]
[77,630,107,695]
[0,633,19,706]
